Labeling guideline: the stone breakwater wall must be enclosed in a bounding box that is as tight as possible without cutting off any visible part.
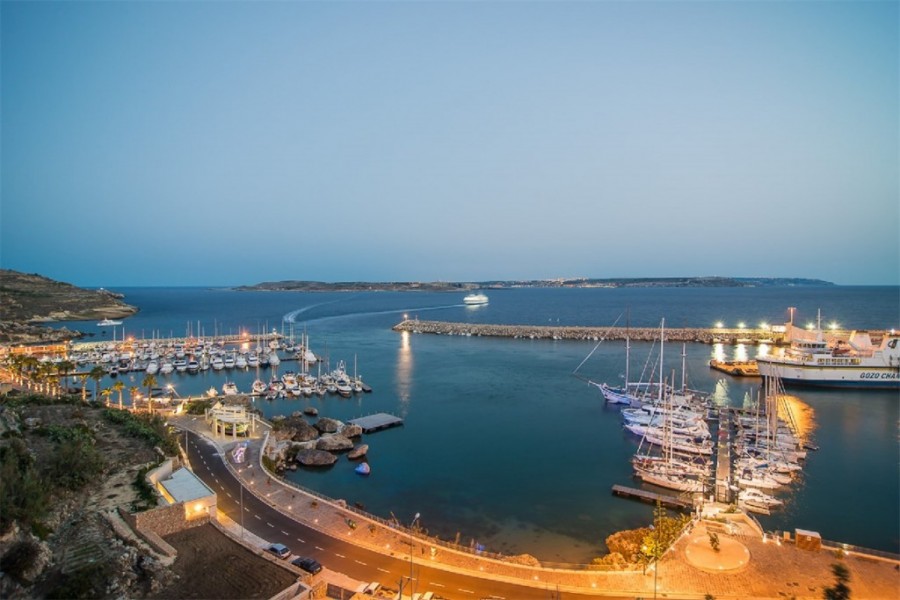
[393,320,791,345]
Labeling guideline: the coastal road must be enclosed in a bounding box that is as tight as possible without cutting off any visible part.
[183,431,633,600]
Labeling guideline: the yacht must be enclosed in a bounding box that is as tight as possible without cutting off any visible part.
[97,318,123,327]
[463,292,489,306]
[222,381,239,396]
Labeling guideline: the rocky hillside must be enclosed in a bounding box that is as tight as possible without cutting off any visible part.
[0,270,138,344]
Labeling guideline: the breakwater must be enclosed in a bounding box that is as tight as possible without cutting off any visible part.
[392,320,798,345]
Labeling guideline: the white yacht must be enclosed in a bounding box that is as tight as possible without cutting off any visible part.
[97,318,123,326]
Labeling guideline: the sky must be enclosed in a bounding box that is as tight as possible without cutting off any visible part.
[1,1,898,287]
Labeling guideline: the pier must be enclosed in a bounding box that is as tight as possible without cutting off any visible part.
[715,408,733,503]
[393,320,797,345]
[348,413,404,433]
[611,484,695,510]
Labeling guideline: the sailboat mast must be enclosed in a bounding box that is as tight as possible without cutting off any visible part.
[658,318,665,404]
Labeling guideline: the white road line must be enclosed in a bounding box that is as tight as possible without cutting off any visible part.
[315,546,325,551]
[267,522,274,528]
[296,538,306,544]
[281,530,289,535]
[334,553,346,558]
[457,589,475,594]
[430,582,445,587]
[226,493,231,498]
[244,507,250,512]
[354,560,366,566]
[254,514,261,520]
[377,568,390,574]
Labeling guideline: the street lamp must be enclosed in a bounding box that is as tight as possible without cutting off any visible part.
[399,512,420,600]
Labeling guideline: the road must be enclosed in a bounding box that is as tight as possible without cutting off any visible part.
[184,431,633,600]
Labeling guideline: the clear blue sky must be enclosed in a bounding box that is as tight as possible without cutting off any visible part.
[2,1,897,286]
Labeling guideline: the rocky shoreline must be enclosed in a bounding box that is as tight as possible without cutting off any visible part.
[0,269,138,345]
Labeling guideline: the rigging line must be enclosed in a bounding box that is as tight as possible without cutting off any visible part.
[572,311,624,375]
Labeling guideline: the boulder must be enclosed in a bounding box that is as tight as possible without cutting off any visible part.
[289,419,319,443]
[340,423,363,438]
[294,449,337,467]
[314,417,341,434]
[347,444,369,460]
[316,435,353,452]
[303,406,318,416]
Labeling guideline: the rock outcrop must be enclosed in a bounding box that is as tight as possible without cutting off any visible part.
[294,449,338,467]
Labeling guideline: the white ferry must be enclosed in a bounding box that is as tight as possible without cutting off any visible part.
[756,319,900,389]
[463,292,489,306]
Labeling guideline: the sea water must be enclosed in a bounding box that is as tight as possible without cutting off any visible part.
[53,286,899,562]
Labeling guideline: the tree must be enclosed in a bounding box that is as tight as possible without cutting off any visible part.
[56,359,76,395]
[79,374,89,402]
[88,366,106,402]
[129,386,140,412]
[100,388,113,408]
[113,380,125,410]
[823,562,851,600]
[142,374,157,414]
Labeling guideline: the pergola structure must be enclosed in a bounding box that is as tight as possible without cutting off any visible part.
[205,402,256,438]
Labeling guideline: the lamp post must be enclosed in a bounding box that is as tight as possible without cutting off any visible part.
[399,512,420,600]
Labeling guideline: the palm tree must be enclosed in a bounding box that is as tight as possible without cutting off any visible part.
[129,386,140,412]
[113,380,125,410]
[142,374,157,415]
[88,365,106,402]
[100,387,113,408]
[56,359,76,395]
[79,374,89,401]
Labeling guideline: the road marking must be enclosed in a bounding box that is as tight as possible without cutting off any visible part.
[226,493,231,498]
[334,553,346,558]
[244,507,250,512]
[315,546,325,551]
[457,589,475,594]
[377,568,390,574]
[254,514,261,520]
[354,560,366,566]
[430,582,445,588]
[281,530,289,536]
[296,538,306,544]
[267,522,274,528]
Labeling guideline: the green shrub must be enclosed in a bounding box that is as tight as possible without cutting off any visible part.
[0,539,40,583]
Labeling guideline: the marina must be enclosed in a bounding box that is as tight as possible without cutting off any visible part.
[2,285,897,560]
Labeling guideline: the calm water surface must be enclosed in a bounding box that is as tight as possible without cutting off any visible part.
[56,286,899,562]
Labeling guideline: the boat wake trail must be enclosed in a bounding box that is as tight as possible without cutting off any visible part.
[282,298,350,323]
[300,303,463,325]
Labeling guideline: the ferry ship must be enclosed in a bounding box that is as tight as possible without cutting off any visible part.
[463,292,489,305]
[756,321,900,389]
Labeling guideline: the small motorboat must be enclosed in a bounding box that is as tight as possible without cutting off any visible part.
[354,462,371,476]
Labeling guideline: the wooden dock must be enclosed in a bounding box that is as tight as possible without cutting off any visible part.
[715,408,733,503]
[709,359,760,377]
[349,413,404,433]
[611,484,694,510]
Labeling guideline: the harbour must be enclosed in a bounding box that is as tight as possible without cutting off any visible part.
[3,285,898,561]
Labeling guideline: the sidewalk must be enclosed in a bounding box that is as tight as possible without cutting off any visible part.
[173,415,900,599]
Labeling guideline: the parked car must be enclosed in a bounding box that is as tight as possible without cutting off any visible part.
[291,556,323,574]
[266,543,291,559]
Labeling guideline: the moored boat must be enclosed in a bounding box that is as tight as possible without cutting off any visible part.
[756,312,900,389]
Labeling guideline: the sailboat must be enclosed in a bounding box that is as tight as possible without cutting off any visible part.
[632,320,709,493]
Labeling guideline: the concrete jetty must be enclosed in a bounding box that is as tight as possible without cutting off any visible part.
[393,320,797,345]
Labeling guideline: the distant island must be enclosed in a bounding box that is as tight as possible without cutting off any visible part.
[236,276,833,292]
